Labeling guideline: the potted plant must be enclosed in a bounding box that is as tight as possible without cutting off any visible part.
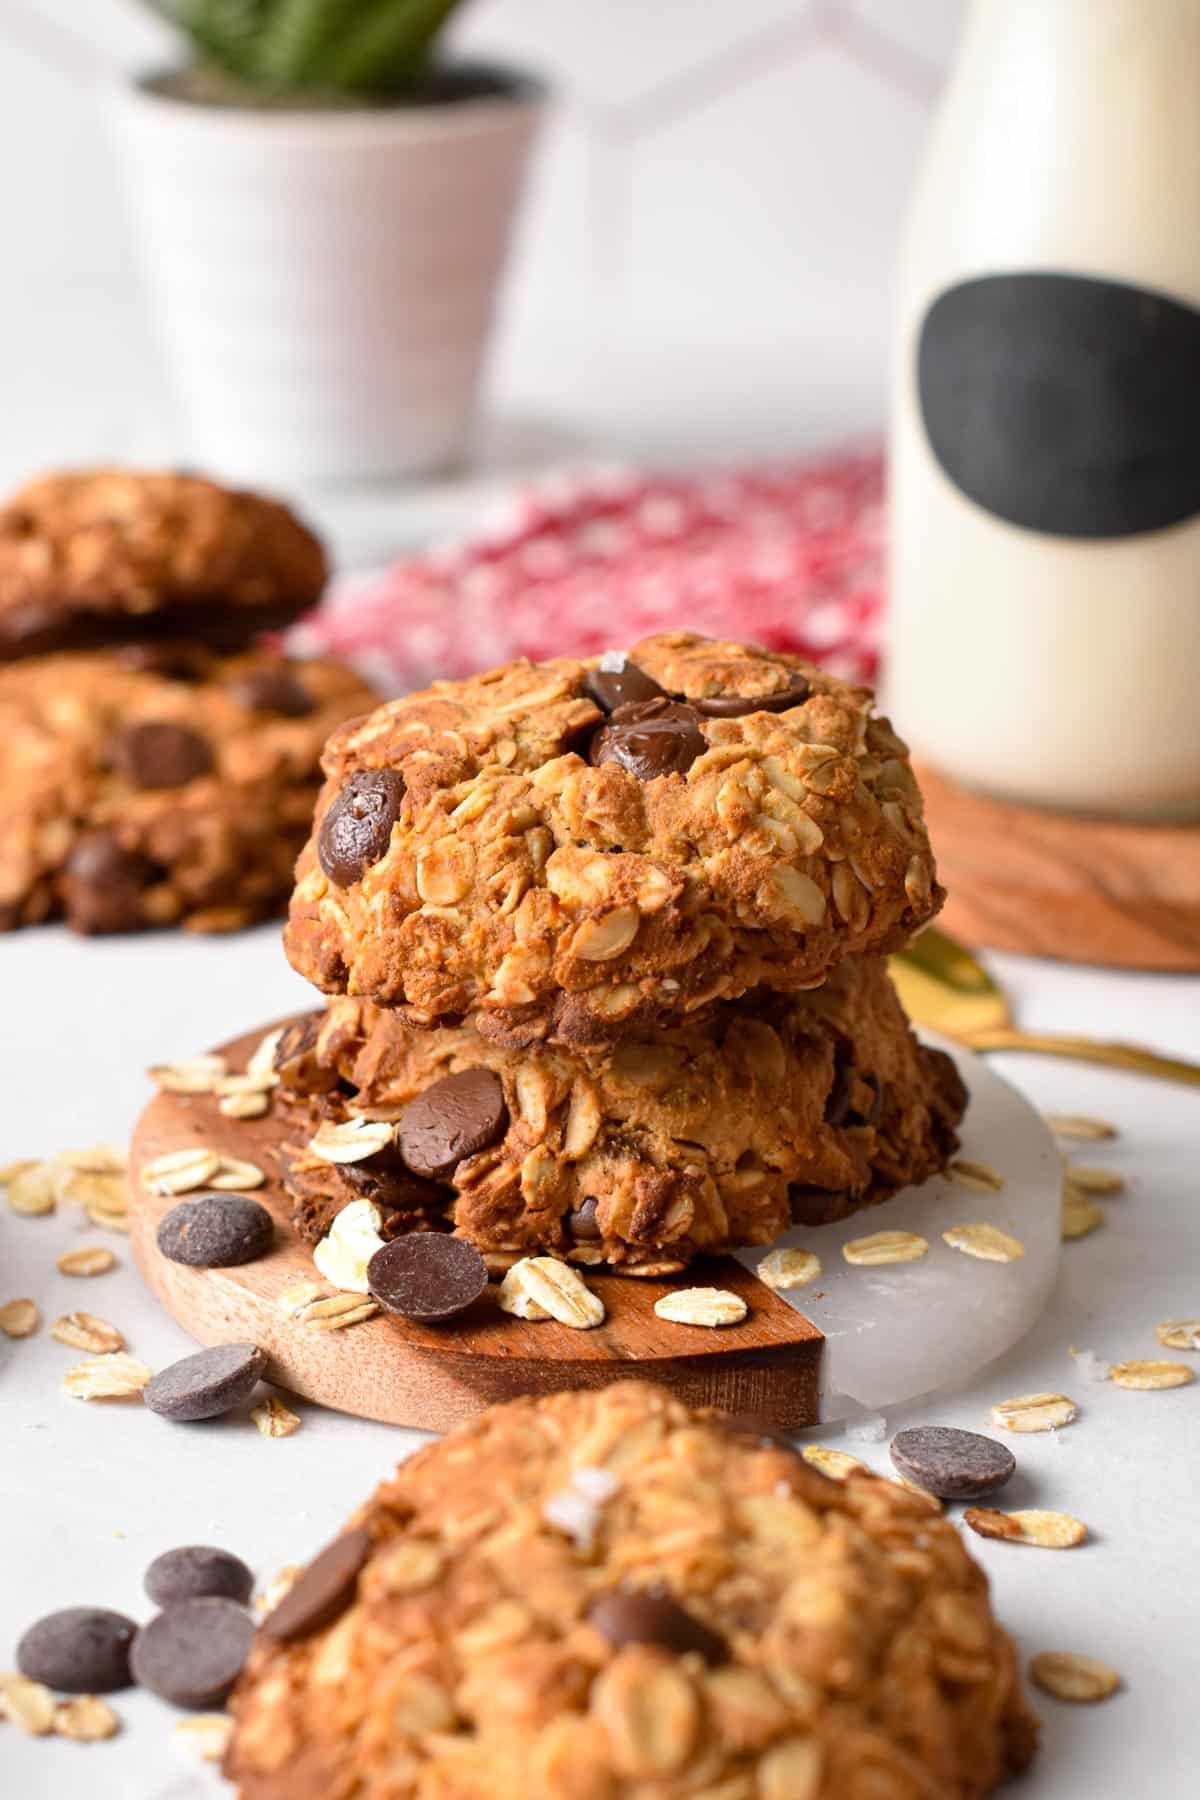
[108,3,544,484]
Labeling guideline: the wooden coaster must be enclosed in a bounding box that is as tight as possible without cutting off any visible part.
[917,761,1200,970]
[129,1019,823,1435]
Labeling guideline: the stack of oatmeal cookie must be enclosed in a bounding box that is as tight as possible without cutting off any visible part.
[274,630,964,1275]
[0,469,377,933]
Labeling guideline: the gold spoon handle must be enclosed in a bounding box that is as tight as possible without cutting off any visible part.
[963,1028,1200,1088]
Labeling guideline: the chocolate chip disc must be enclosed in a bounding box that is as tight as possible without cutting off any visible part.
[157,1195,274,1269]
[143,1343,267,1422]
[587,1587,727,1665]
[260,1527,372,1645]
[17,1607,137,1694]
[890,1426,1016,1500]
[589,698,706,780]
[111,720,215,789]
[584,659,666,713]
[131,1597,254,1708]
[396,1068,509,1180]
[367,1233,488,1322]
[145,1545,253,1607]
[689,672,811,718]
[317,767,406,886]
[63,831,156,933]
[229,666,314,716]
[566,1197,602,1242]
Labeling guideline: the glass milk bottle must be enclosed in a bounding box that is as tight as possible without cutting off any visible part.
[888,0,1200,819]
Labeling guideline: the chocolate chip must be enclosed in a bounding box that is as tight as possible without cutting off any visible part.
[131,1598,254,1708]
[63,831,156,934]
[396,1068,509,1180]
[587,1587,727,1665]
[339,1155,446,1215]
[889,1426,1016,1500]
[824,1051,855,1128]
[367,1233,488,1322]
[566,1197,602,1242]
[688,673,811,718]
[156,1196,274,1269]
[260,1527,372,1645]
[589,698,706,780]
[584,659,666,713]
[145,1546,253,1608]
[116,643,208,681]
[317,768,406,886]
[17,1607,137,1694]
[143,1343,267,1422]
[272,1012,340,1095]
[110,720,215,789]
[228,665,314,716]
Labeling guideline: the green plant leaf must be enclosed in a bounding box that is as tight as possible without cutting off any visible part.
[148,1,272,81]
[321,0,467,91]
[256,0,349,86]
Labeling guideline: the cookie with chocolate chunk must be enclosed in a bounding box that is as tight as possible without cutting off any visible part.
[284,631,942,1043]
[226,1382,1037,1799]
[0,646,376,933]
[0,469,327,658]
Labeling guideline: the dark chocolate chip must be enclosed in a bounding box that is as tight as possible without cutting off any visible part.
[110,720,215,789]
[688,673,811,718]
[260,1527,372,1645]
[115,643,208,681]
[131,1598,254,1708]
[587,1586,727,1665]
[889,1426,1016,1500]
[156,1196,274,1269]
[589,698,706,780]
[566,1197,602,1242]
[396,1068,509,1180]
[272,1012,340,1095]
[584,659,666,713]
[339,1155,447,1215]
[63,831,156,934]
[144,1546,253,1608]
[228,665,314,717]
[824,1051,855,1128]
[317,768,406,886]
[367,1233,488,1322]
[143,1343,267,1422]
[17,1607,137,1694]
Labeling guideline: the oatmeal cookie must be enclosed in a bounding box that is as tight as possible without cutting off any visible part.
[278,959,966,1272]
[226,1381,1037,1799]
[284,632,942,1041]
[0,469,327,657]
[0,646,376,933]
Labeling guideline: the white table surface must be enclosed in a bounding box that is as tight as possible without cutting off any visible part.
[1,925,1198,1799]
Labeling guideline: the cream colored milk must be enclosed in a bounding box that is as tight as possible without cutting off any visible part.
[888,0,1200,819]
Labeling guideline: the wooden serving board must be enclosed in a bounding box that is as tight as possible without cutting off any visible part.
[128,1020,824,1435]
[917,761,1200,971]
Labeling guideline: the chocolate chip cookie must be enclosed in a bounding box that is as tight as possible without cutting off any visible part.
[278,958,966,1272]
[0,646,376,933]
[225,1381,1037,1798]
[0,469,326,658]
[284,632,942,1043]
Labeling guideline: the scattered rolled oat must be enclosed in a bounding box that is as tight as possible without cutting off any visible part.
[57,1245,117,1278]
[1029,1650,1121,1703]
[208,1157,266,1192]
[497,1263,550,1320]
[1109,1359,1194,1391]
[278,1280,327,1318]
[1156,1319,1200,1351]
[62,1352,153,1400]
[51,1312,125,1354]
[174,1713,233,1763]
[756,1247,821,1290]
[148,1054,226,1094]
[950,1158,1006,1194]
[218,1088,271,1121]
[290,1289,380,1331]
[6,1163,56,1215]
[0,1297,39,1338]
[801,1446,869,1480]
[1064,1166,1125,1196]
[842,1230,929,1266]
[990,1392,1079,1433]
[942,1223,1025,1263]
[1044,1113,1116,1142]
[0,1672,56,1735]
[964,1508,1088,1549]
[141,1147,221,1196]
[512,1257,606,1329]
[54,1144,126,1175]
[56,1170,130,1215]
[1062,1195,1106,1240]
[251,1395,302,1439]
[0,1157,39,1184]
[308,1117,394,1165]
[54,1695,120,1741]
[653,1287,748,1327]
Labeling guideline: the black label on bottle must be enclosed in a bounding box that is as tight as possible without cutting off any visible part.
[917,271,1200,538]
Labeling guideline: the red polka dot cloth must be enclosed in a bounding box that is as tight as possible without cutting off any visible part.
[293,449,884,695]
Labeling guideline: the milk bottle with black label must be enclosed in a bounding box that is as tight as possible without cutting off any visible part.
[888,0,1200,820]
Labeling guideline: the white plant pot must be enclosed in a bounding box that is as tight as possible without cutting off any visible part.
[107,70,543,486]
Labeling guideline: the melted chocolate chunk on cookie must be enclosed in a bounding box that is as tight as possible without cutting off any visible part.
[110,720,215,789]
[63,830,158,933]
[688,672,810,718]
[272,1012,340,1095]
[396,1068,509,1180]
[228,665,315,717]
[339,1141,448,1215]
[587,1586,727,1665]
[261,1528,372,1645]
[318,767,406,886]
[584,658,667,713]
[589,697,706,780]
[566,1197,602,1241]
